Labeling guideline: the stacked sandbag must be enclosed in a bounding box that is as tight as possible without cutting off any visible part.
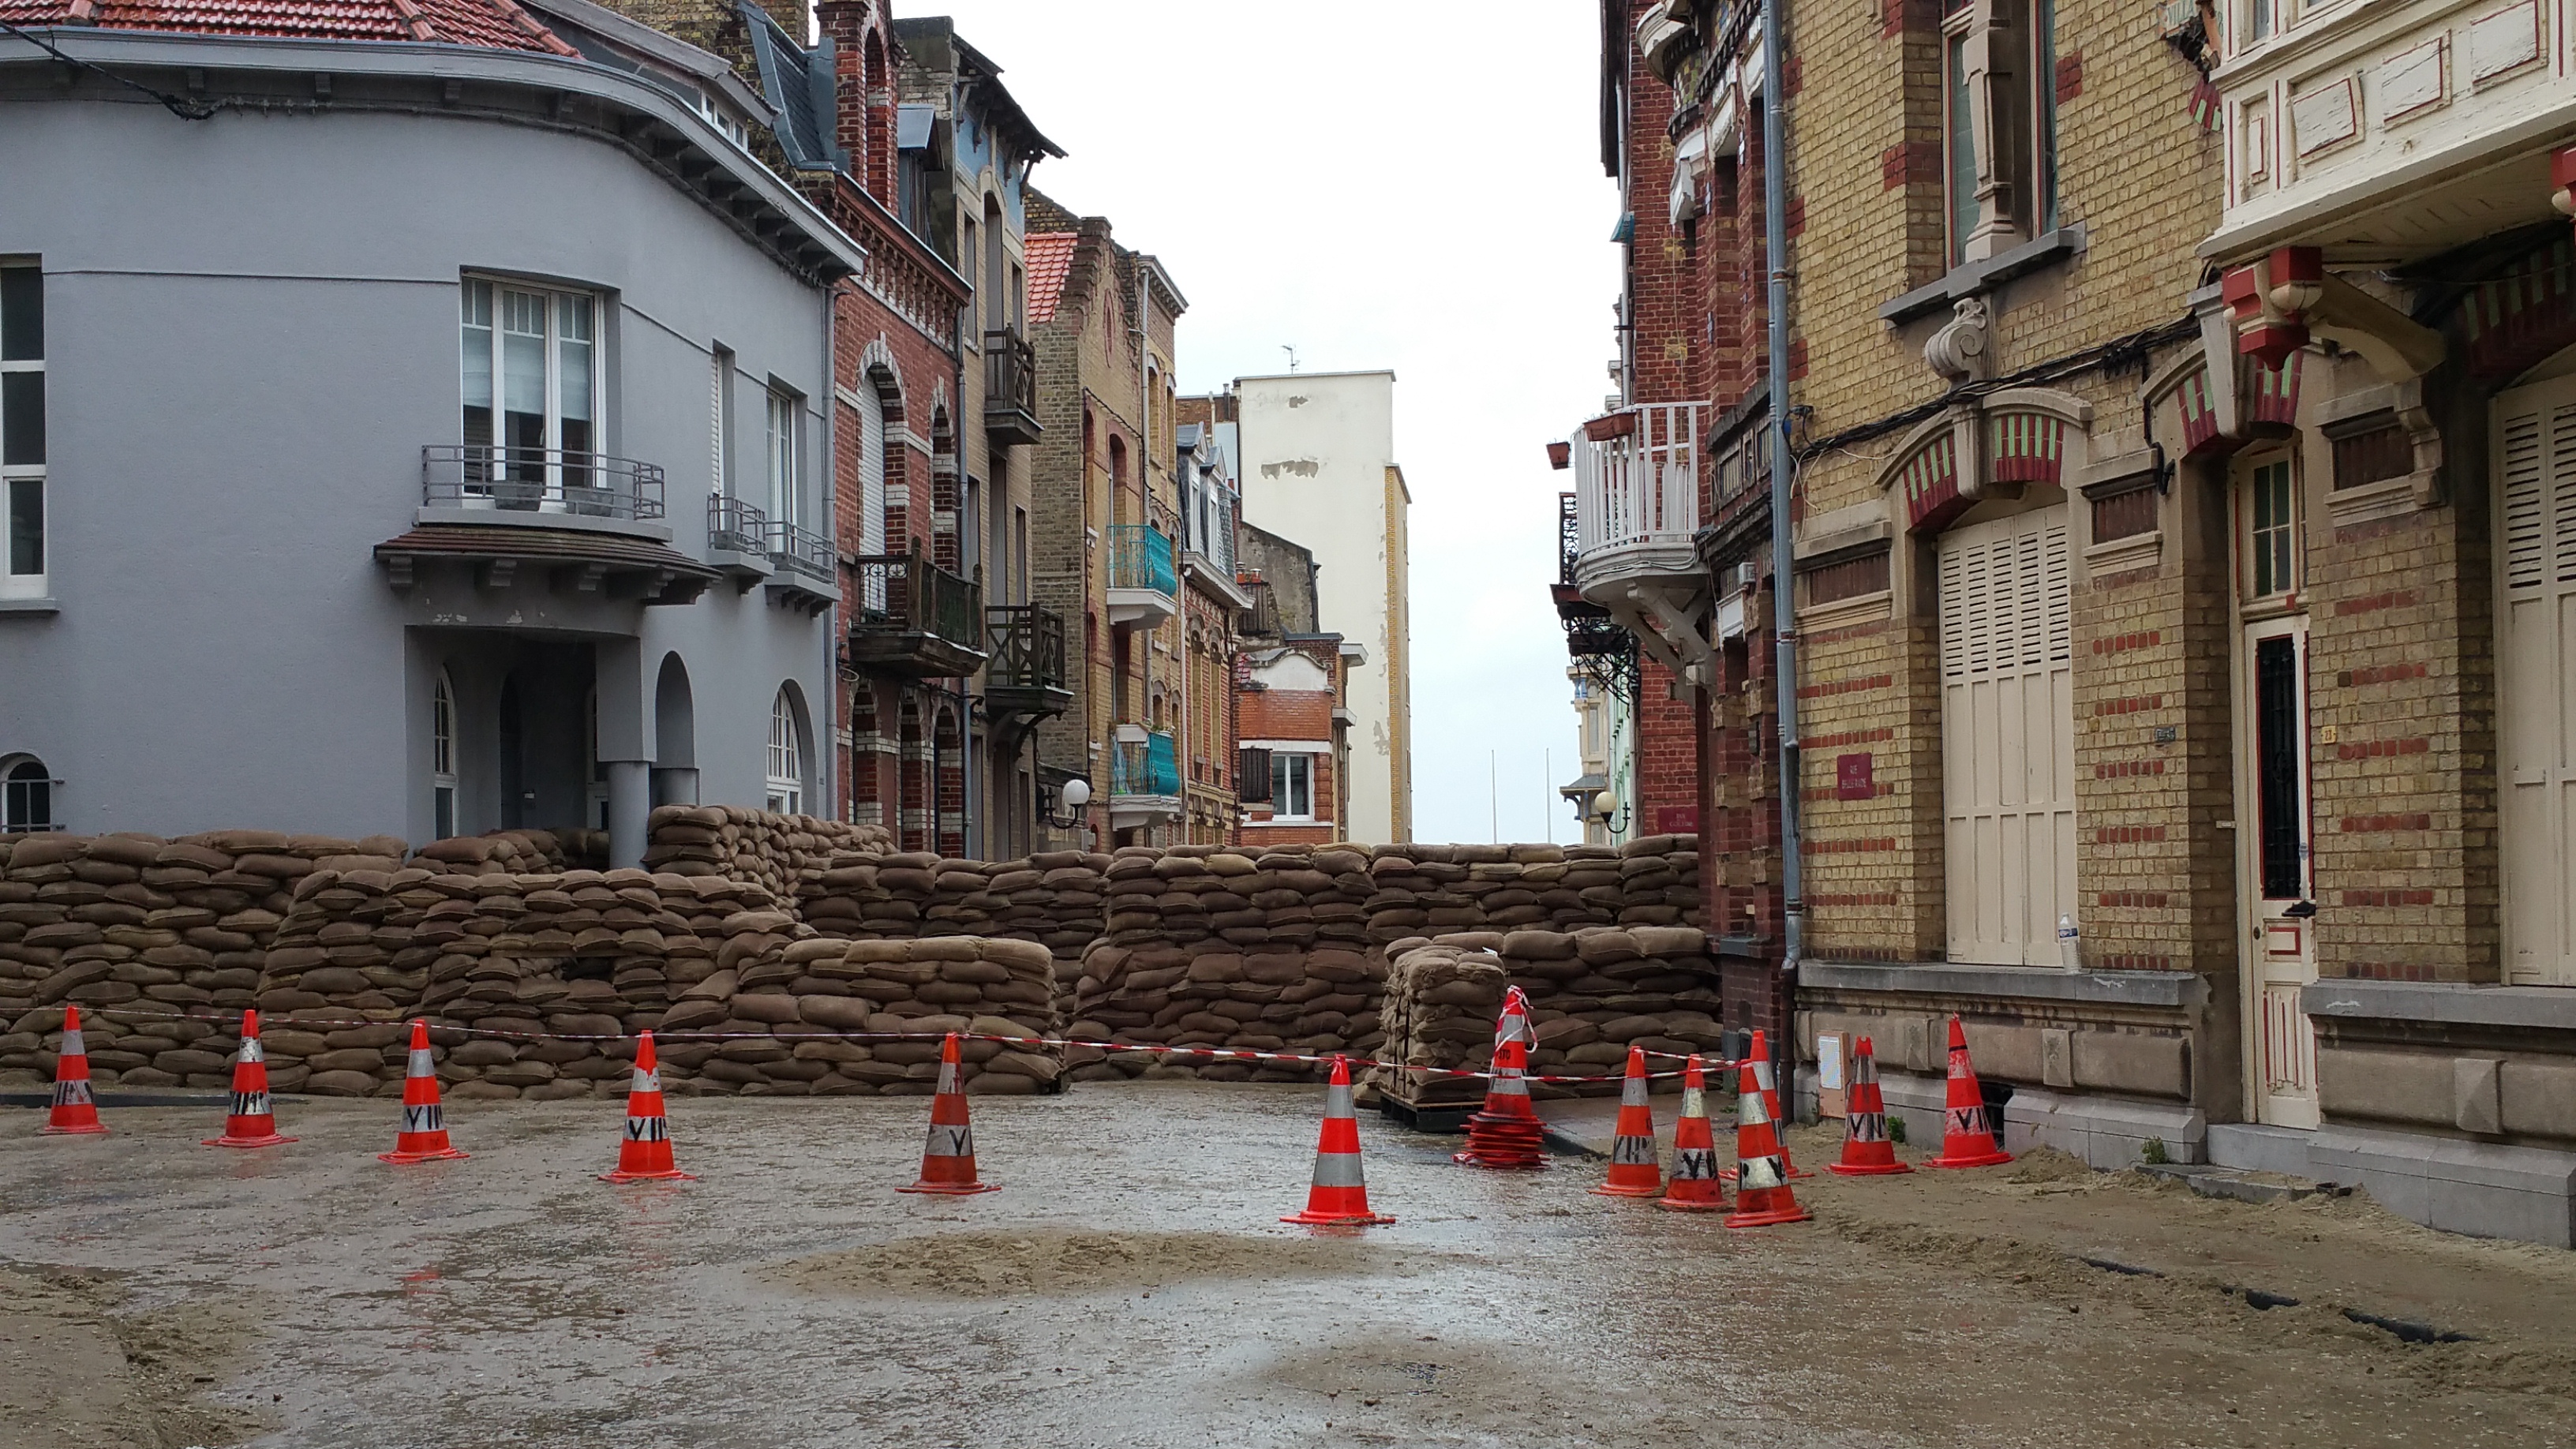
[1496,924,1726,1098]
[1616,834,1703,927]
[0,831,404,1088]
[800,848,1108,1001]
[1372,939,1508,1110]
[405,829,579,878]
[641,805,891,900]
[650,934,1061,1096]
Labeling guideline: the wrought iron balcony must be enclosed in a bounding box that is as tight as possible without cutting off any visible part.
[983,328,1042,446]
[1109,729,1181,799]
[847,548,986,678]
[1105,523,1178,627]
[706,494,770,586]
[985,603,1073,721]
[763,517,833,582]
[423,445,665,524]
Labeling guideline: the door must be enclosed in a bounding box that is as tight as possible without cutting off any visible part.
[1939,506,2077,964]
[2241,615,2319,1127]
[2497,373,2576,985]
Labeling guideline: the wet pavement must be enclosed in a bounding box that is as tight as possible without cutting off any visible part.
[2,1084,2571,1448]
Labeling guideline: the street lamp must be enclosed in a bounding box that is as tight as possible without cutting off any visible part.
[1045,776,1091,829]
[1590,790,1631,836]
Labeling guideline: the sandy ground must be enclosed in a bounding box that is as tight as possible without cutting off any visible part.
[1,1084,2571,1449]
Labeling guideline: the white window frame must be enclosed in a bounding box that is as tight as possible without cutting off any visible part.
[2239,451,2301,605]
[2,260,46,601]
[1271,751,1317,822]
[1940,0,2057,268]
[2,754,58,833]
[767,689,805,815]
[460,275,605,510]
[766,386,804,533]
[432,670,459,840]
[710,346,736,499]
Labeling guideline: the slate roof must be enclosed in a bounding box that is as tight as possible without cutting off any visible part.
[0,0,575,52]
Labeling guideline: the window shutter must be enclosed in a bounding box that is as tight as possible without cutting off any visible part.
[1238,747,1273,802]
[2498,377,2576,984]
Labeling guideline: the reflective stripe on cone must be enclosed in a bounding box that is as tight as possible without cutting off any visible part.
[39,1003,107,1136]
[601,1030,693,1182]
[1286,1056,1394,1226]
[1593,1044,1664,1198]
[381,1019,468,1165]
[899,1032,998,1195]
[205,1008,294,1149]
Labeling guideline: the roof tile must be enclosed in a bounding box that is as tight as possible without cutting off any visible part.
[2,0,574,53]
[1023,230,1077,326]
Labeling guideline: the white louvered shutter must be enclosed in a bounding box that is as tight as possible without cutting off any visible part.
[1940,505,2076,965]
[858,385,889,612]
[2499,375,2576,985]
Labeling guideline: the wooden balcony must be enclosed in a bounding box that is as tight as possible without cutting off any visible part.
[984,603,1073,721]
[983,328,1043,446]
[845,548,986,679]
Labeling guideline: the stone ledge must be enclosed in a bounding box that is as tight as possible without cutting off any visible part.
[1802,959,2207,1009]
[2302,979,2576,1034]
[2312,1123,2576,1248]
[2003,1084,2207,1168]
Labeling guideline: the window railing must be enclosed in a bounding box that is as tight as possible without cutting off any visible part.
[1558,490,1580,584]
[1110,730,1181,798]
[984,328,1038,417]
[986,603,1067,692]
[848,549,983,650]
[708,493,767,555]
[763,517,833,581]
[1567,402,1703,556]
[423,445,666,521]
[1107,523,1178,597]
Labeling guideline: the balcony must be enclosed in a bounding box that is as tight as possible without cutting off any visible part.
[985,603,1073,722]
[761,516,837,614]
[1557,402,1717,684]
[1107,728,1182,828]
[983,328,1043,446]
[376,446,715,606]
[847,548,986,678]
[1105,523,1178,627]
[2204,0,2576,266]
[706,494,771,588]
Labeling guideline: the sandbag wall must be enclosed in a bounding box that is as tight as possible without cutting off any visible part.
[641,805,893,903]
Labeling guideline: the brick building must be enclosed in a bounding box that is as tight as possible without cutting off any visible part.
[1578,0,2576,1242]
[1173,409,1252,844]
[1234,522,1359,845]
[1023,195,1192,848]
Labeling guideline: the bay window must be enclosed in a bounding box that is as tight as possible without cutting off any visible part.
[460,276,601,506]
[2,262,45,600]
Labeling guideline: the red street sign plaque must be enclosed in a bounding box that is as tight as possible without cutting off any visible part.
[1653,806,1701,835]
[1837,752,1874,800]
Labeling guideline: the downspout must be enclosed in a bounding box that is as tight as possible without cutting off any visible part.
[1762,0,1804,1002]
[958,196,982,861]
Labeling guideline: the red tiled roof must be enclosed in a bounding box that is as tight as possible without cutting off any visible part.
[1024,231,1077,325]
[0,0,576,53]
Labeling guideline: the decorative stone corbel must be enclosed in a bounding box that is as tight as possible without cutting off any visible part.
[1925,297,1994,384]
[1611,580,1720,687]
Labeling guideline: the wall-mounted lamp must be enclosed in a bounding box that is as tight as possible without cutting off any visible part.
[1590,790,1631,835]
[1044,777,1091,829]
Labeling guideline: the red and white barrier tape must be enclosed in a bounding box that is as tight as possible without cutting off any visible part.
[55,1004,1739,1087]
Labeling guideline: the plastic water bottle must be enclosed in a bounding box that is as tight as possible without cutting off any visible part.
[2057,913,2081,972]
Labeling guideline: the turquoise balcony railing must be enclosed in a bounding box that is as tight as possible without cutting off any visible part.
[1107,524,1178,598]
[1110,731,1180,797]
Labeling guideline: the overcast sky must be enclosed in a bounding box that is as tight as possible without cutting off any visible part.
[929,0,1621,844]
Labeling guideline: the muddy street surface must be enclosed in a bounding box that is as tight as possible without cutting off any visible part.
[2,1084,2572,1448]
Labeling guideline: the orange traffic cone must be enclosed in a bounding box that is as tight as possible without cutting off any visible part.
[39,1004,107,1136]
[601,1031,693,1182]
[1284,1056,1395,1226]
[379,1020,467,1164]
[1925,1017,2012,1169]
[204,1009,294,1148]
[1453,987,1547,1170]
[898,1032,998,1195]
[1657,1054,1728,1212]
[1829,1035,1911,1176]
[1593,1044,1663,1197]
[1721,1029,1808,1181]
[1723,1056,1811,1229]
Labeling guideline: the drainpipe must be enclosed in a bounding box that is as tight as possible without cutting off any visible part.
[1762,0,1805,1014]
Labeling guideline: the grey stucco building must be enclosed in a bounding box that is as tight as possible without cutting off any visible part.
[0,0,864,862]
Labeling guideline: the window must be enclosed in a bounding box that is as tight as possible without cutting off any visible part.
[710,347,735,497]
[461,278,601,506]
[766,689,804,814]
[1941,0,2057,266]
[2,263,45,600]
[432,671,459,840]
[2,756,55,833]
[2496,375,2576,983]
[960,216,980,340]
[2245,457,2297,599]
[1271,752,1316,821]
[766,388,803,531]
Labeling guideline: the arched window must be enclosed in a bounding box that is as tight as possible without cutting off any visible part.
[766,688,804,815]
[431,671,459,839]
[2,755,55,833]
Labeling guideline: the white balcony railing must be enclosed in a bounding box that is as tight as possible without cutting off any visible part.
[1568,401,1704,561]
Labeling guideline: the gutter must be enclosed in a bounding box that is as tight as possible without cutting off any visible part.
[1762,0,1804,1009]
